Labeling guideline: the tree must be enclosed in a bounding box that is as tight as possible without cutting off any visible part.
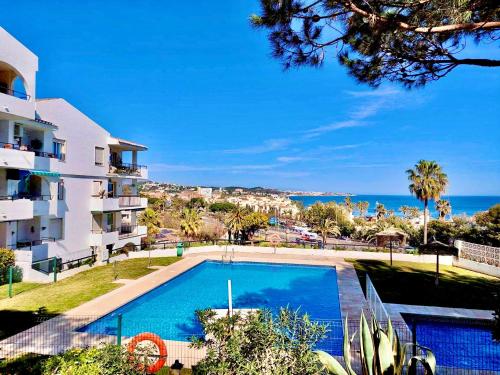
[241,212,269,241]
[400,205,422,220]
[407,160,448,244]
[225,205,247,242]
[209,201,237,213]
[138,208,161,244]
[313,218,341,246]
[343,196,354,213]
[475,204,500,246]
[375,202,387,220]
[356,201,369,218]
[251,0,500,88]
[435,199,452,221]
[187,197,206,211]
[179,208,202,239]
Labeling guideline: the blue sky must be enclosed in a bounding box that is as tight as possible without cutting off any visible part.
[3,1,499,195]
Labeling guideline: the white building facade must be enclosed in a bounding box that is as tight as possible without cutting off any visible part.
[0,28,148,280]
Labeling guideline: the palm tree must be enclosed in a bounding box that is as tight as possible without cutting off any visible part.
[138,208,161,244]
[375,203,387,220]
[344,196,354,213]
[225,205,246,242]
[436,199,452,221]
[407,160,448,244]
[313,218,341,247]
[356,201,369,218]
[179,208,202,239]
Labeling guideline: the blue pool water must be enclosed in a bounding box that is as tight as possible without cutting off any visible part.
[405,316,500,371]
[80,261,342,352]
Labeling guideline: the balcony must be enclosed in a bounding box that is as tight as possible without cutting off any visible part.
[90,196,120,212]
[0,89,35,118]
[0,142,35,169]
[119,224,147,239]
[90,226,119,246]
[108,162,148,179]
[118,195,148,209]
[0,196,33,221]
[31,195,54,216]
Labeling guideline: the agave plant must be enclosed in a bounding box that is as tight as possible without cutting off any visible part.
[315,312,436,375]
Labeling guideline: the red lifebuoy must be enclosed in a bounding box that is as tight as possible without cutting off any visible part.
[127,332,167,374]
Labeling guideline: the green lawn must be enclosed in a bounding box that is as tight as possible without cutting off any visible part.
[349,259,500,310]
[0,282,40,300]
[0,257,181,339]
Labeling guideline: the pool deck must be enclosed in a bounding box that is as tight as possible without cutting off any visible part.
[0,253,368,366]
[386,303,494,321]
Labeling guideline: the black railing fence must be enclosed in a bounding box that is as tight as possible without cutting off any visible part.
[0,86,30,100]
[0,141,64,160]
[0,315,497,373]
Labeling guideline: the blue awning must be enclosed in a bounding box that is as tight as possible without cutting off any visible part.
[29,170,60,178]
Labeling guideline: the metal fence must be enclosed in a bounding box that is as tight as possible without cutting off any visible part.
[1,314,498,373]
[365,274,390,322]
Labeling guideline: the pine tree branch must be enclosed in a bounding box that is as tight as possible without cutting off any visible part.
[344,1,500,34]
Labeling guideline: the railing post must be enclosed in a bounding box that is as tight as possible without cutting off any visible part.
[8,266,13,298]
[412,319,417,356]
[53,257,57,283]
[117,313,123,345]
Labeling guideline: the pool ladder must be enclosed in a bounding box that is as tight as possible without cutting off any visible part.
[222,245,234,263]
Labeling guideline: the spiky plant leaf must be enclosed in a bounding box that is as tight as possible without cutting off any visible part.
[374,328,395,375]
[315,350,349,375]
[407,345,436,375]
[360,312,375,375]
[343,315,357,375]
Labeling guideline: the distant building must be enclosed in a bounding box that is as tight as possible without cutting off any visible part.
[197,187,213,199]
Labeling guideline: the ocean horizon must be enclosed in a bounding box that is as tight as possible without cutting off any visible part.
[289,195,500,218]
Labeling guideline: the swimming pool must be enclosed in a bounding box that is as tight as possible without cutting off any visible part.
[80,261,342,351]
[404,315,500,371]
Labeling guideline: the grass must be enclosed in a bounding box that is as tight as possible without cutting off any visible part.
[348,259,500,310]
[0,282,40,300]
[0,257,181,339]
[0,257,180,313]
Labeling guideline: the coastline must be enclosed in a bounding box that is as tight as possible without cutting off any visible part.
[289,194,499,217]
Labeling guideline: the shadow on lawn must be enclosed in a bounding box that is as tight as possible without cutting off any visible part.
[351,260,500,310]
[0,309,56,340]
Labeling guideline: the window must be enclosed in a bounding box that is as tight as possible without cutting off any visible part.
[95,147,104,166]
[49,218,63,240]
[57,180,64,200]
[52,139,66,161]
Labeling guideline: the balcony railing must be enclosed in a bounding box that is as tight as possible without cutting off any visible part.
[119,224,140,238]
[0,141,65,160]
[0,87,30,100]
[91,226,119,234]
[0,194,53,201]
[11,237,56,250]
[109,162,147,175]
[118,195,142,207]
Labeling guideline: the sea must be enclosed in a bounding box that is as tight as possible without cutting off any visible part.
[289,195,500,218]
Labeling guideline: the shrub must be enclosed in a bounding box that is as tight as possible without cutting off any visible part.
[0,248,15,284]
[42,344,152,375]
[208,202,236,213]
[191,308,327,375]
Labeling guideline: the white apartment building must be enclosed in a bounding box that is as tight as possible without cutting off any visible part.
[0,28,148,280]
